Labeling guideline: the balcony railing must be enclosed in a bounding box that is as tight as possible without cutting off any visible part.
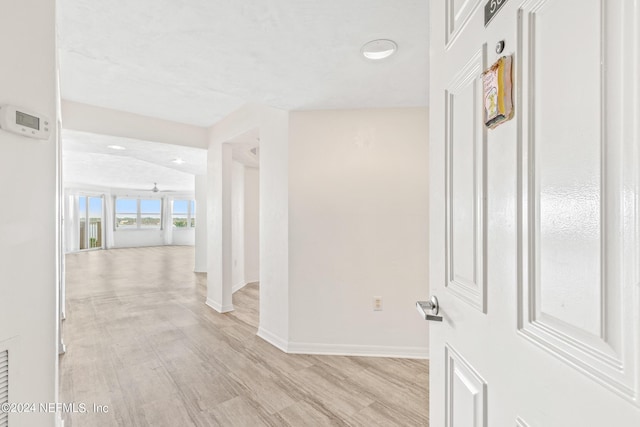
[79,220,102,250]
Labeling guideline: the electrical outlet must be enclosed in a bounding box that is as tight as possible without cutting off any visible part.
[373,296,383,311]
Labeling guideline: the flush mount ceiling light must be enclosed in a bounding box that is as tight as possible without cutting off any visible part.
[361,39,397,60]
[172,158,185,165]
[107,145,126,150]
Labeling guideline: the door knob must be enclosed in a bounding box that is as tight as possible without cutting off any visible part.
[416,296,442,322]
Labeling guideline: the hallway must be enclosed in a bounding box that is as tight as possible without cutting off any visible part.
[60,246,429,426]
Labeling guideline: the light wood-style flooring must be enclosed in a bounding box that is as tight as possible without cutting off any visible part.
[61,246,429,426]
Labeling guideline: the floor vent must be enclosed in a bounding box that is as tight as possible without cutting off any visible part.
[0,350,7,427]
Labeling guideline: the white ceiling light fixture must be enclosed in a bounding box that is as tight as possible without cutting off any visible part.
[361,39,398,60]
[107,144,126,150]
[172,158,185,165]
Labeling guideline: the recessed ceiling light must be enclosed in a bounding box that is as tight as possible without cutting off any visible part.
[107,145,126,150]
[361,39,397,60]
[172,158,185,165]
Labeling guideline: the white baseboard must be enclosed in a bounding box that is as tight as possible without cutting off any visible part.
[233,279,260,293]
[286,341,429,359]
[232,281,248,293]
[255,328,428,359]
[205,298,234,313]
[257,327,289,352]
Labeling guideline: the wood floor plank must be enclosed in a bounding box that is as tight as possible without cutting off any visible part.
[208,396,275,427]
[60,246,429,426]
[347,401,430,427]
[274,399,349,427]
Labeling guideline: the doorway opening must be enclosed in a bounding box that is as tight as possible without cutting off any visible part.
[78,195,104,250]
[227,130,261,325]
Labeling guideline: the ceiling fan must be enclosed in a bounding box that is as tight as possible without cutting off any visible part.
[134,182,176,193]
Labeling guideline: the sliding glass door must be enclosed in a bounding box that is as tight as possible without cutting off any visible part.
[79,196,104,250]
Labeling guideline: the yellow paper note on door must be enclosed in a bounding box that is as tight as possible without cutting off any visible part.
[483,55,513,129]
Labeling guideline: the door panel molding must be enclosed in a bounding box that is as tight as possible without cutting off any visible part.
[445,46,487,313]
[517,0,640,403]
[445,344,487,427]
[445,0,484,48]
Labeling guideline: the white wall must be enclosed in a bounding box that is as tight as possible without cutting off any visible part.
[64,194,79,253]
[256,108,290,347]
[62,100,208,149]
[171,228,196,246]
[194,174,208,272]
[0,0,59,425]
[207,140,234,312]
[288,108,429,358]
[244,166,260,284]
[207,104,290,347]
[113,229,166,248]
[231,160,246,291]
[207,106,427,357]
[230,162,260,292]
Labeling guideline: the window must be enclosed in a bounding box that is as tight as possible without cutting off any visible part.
[115,198,162,229]
[172,199,196,228]
[115,198,137,228]
[140,199,161,228]
[190,200,196,228]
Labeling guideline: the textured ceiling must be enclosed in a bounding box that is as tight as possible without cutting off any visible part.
[62,130,206,192]
[58,0,429,127]
[62,129,259,192]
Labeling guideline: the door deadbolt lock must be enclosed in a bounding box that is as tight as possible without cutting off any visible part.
[416,296,442,322]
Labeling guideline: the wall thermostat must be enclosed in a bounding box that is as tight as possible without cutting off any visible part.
[0,104,51,140]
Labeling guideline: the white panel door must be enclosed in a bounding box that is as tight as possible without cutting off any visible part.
[428,0,640,425]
